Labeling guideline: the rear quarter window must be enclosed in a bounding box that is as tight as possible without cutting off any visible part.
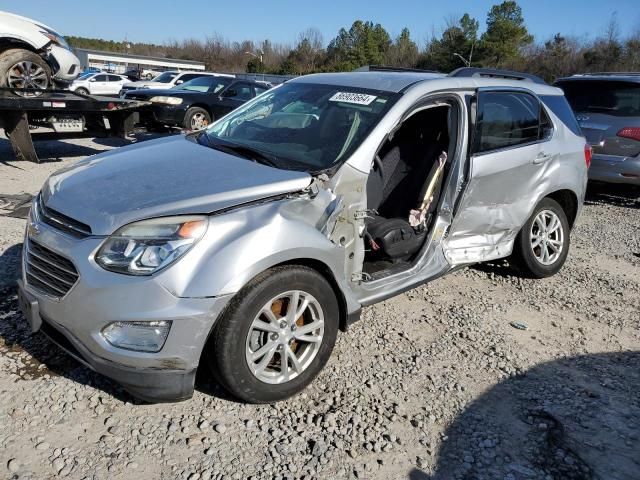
[540,95,582,137]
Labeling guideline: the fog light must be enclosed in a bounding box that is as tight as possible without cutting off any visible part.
[101,321,172,352]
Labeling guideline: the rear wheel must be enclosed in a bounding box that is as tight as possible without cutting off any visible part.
[0,49,51,97]
[208,266,339,403]
[512,197,570,278]
[183,107,211,131]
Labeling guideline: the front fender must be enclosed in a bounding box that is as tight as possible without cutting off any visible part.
[156,197,360,312]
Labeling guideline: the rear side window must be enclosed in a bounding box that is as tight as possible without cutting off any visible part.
[557,80,640,117]
[540,95,582,136]
[475,91,541,153]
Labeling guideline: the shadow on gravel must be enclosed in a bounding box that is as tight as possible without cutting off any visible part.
[470,258,518,279]
[585,182,639,209]
[409,351,640,480]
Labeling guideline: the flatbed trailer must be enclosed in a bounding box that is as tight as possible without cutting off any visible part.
[0,88,149,163]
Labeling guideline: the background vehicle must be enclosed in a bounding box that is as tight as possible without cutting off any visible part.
[124,76,270,130]
[0,10,80,94]
[18,69,588,404]
[555,73,640,185]
[69,72,129,96]
[119,70,234,95]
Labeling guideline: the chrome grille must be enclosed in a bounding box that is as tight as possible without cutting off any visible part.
[36,197,92,238]
[25,239,79,298]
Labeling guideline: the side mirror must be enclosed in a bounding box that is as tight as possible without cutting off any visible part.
[89,78,96,82]
[222,89,237,98]
[175,80,184,85]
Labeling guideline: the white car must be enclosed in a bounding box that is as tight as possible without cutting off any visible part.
[70,72,129,96]
[0,10,81,94]
[120,70,234,95]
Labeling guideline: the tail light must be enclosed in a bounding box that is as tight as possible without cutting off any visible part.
[617,127,640,142]
[584,144,592,168]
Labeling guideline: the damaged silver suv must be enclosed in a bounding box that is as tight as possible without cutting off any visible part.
[18,68,589,403]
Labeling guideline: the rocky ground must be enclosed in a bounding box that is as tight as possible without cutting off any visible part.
[0,133,639,480]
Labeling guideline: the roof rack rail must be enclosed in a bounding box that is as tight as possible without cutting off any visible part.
[571,72,640,77]
[355,65,442,74]
[449,67,547,85]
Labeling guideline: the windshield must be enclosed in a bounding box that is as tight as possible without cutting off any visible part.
[559,80,640,117]
[153,72,178,83]
[176,76,232,93]
[205,83,398,172]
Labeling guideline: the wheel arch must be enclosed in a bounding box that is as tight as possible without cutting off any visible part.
[544,189,579,229]
[273,258,353,332]
[0,38,39,54]
[188,103,213,119]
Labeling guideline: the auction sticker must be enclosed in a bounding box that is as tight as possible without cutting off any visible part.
[329,92,377,105]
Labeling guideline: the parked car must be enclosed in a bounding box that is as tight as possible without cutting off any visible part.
[555,73,640,185]
[69,72,129,96]
[119,70,233,95]
[124,76,271,130]
[0,10,81,95]
[18,68,588,404]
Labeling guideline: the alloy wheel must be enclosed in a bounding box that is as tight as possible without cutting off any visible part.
[190,113,209,130]
[245,290,325,384]
[7,61,49,97]
[530,209,564,266]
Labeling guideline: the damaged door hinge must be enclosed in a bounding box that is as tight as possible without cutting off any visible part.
[351,272,372,283]
[354,209,377,220]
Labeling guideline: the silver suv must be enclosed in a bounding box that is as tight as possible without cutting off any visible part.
[18,68,589,403]
[555,73,640,185]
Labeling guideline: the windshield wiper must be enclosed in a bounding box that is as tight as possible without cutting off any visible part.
[201,136,280,168]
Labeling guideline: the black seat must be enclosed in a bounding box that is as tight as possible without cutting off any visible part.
[364,107,451,261]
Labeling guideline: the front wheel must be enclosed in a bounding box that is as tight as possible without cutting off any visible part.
[0,48,52,97]
[512,197,571,278]
[183,107,211,131]
[74,87,89,96]
[208,266,339,403]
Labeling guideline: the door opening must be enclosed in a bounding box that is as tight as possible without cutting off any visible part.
[362,104,455,278]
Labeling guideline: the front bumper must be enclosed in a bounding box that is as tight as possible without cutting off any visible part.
[19,220,233,402]
[48,45,81,82]
[589,154,640,185]
[140,104,188,126]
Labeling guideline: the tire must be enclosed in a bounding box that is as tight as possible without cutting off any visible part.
[208,266,339,403]
[75,87,89,96]
[0,48,52,96]
[183,107,211,131]
[512,197,571,278]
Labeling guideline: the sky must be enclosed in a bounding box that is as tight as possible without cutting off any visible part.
[2,0,639,46]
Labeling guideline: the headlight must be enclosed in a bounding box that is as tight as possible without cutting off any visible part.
[40,30,71,50]
[102,321,171,352]
[95,216,207,275]
[150,96,183,105]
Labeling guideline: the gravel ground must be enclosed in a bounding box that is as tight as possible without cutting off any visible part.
[0,133,639,480]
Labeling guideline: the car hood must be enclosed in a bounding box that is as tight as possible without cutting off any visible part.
[41,135,312,235]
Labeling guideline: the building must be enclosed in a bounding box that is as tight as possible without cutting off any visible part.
[74,48,205,76]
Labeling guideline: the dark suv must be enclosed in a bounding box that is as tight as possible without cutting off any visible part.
[555,73,640,185]
[124,76,271,130]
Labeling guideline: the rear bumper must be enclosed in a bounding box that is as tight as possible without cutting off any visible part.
[589,155,640,185]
